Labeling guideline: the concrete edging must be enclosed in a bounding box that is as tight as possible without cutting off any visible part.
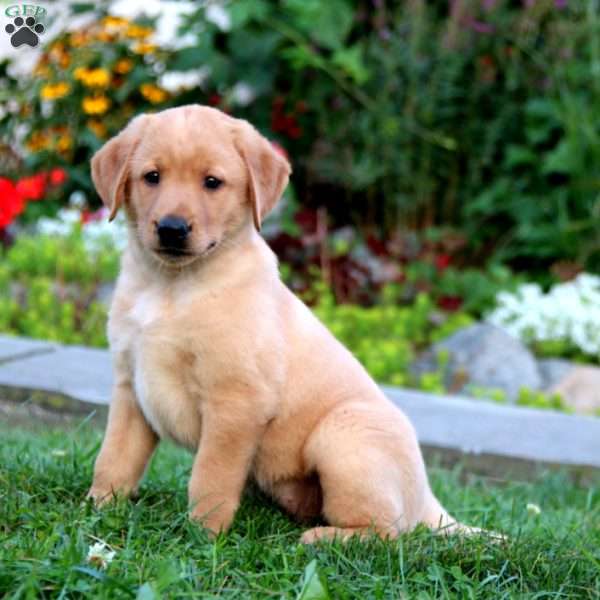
[1,335,599,478]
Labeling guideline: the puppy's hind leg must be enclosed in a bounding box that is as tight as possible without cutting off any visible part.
[300,423,417,543]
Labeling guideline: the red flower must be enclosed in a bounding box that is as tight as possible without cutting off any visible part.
[49,168,67,186]
[0,178,25,229]
[437,295,463,312]
[288,125,303,139]
[16,174,46,201]
[435,253,452,271]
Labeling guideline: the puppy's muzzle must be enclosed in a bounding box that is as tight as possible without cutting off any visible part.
[156,215,191,254]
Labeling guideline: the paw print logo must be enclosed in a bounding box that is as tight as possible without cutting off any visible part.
[5,16,45,48]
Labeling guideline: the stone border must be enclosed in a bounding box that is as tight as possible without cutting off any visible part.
[1,335,599,478]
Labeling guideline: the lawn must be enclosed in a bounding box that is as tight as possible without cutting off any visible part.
[1,423,599,598]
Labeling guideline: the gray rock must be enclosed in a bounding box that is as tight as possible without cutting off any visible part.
[412,323,542,402]
[548,365,600,415]
[538,358,575,390]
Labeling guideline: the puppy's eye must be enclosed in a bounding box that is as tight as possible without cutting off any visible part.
[204,176,222,190]
[144,171,160,185]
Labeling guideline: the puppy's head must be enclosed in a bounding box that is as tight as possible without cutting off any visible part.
[91,105,291,267]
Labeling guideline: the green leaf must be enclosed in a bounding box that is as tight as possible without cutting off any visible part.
[280,46,324,71]
[504,145,536,169]
[542,140,580,176]
[228,29,281,62]
[283,0,353,50]
[169,44,213,71]
[229,0,270,28]
[297,560,330,600]
[332,44,369,85]
[69,3,96,14]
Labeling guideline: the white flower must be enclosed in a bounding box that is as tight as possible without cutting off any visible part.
[159,69,209,93]
[205,3,231,31]
[526,503,541,517]
[109,0,198,48]
[487,274,600,358]
[69,191,87,208]
[35,207,129,254]
[231,82,256,106]
[86,541,116,569]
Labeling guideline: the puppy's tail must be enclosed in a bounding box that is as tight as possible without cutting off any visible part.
[421,495,498,538]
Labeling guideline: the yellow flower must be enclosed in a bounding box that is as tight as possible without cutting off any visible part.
[102,15,129,30]
[87,119,107,138]
[34,63,50,78]
[48,42,71,68]
[26,131,50,152]
[82,95,111,115]
[132,42,157,55]
[140,83,167,104]
[114,58,133,74]
[125,24,153,39]
[69,31,90,47]
[40,82,70,100]
[95,30,116,43]
[56,134,72,152]
[74,67,111,88]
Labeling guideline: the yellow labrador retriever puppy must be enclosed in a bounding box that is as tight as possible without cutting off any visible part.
[88,105,470,543]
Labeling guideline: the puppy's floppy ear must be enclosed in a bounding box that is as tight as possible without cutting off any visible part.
[234,121,291,231]
[91,115,147,221]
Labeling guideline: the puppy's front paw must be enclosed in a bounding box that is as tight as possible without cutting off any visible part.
[189,498,238,536]
[86,487,114,507]
[86,486,129,507]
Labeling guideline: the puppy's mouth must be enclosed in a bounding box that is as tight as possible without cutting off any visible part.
[153,241,218,264]
[157,247,193,258]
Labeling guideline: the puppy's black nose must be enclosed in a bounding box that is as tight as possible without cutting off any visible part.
[156,215,191,248]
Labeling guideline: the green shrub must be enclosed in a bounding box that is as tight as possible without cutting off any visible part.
[313,284,474,388]
[0,229,119,347]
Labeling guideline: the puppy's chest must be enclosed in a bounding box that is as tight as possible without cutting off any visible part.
[120,292,205,449]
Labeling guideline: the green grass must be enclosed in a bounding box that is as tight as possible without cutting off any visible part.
[1,424,599,599]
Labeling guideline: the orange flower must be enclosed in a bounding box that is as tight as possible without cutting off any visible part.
[95,30,116,43]
[114,58,134,74]
[132,42,157,55]
[69,31,90,47]
[102,15,129,30]
[34,63,50,78]
[140,83,167,104]
[26,131,50,152]
[125,24,153,39]
[87,119,107,138]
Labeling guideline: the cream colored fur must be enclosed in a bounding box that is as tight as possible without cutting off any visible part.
[87,105,473,543]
